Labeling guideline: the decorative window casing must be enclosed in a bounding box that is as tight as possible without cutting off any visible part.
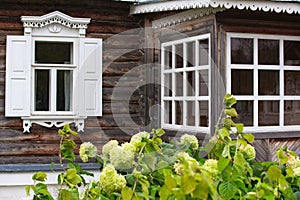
[161,34,211,133]
[227,33,300,132]
[5,11,102,132]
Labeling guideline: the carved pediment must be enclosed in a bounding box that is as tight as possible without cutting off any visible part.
[21,11,90,30]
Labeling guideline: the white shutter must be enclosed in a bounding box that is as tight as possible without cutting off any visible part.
[5,36,31,117]
[78,38,102,116]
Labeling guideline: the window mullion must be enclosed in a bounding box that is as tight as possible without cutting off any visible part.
[183,43,187,126]
[195,40,200,127]
[172,45,176,125]
[253,38,259,128]
[279,39,284,127]
[51,69,57,113]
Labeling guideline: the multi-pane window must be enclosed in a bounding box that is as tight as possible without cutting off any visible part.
[227,33,300,131]
[33,40,75,114]
[161,34,210,132]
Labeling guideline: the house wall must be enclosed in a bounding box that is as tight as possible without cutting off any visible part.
[0,0,145,165]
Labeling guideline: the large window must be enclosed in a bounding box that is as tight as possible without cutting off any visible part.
[227,33,300,132]
[161,34,210,132]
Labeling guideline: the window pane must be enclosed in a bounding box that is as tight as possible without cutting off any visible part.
[285,71,300,95]
[164,73,172,96]
[35,41,72,64]
[199,70,208,96]
[186,71,195,96]
[258,39,279,65]
[258,101,279,126]
[284,101,300,125]
[187,101,195,126]
[35,69,50,111]
[259,70,279,95]
[234,100,253,126]
[231,38,253,64]
[57,70,72,111]
[175,101,183,125]
[175,44,183,68]
[187,42,195,67]
[164,101,172,124]
[231,69,253,95]
[175,72,183,96]
[284,40,300,66]
[164,46,172,70]
[199,101,208,127]
[199,39,209,66]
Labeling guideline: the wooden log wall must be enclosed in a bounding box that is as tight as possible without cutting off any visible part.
[0,0,145,164]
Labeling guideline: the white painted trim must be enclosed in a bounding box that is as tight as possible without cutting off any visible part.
[132,0,300,15]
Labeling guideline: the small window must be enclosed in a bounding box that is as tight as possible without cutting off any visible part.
[35,41,73,64]
[228,33,300,132]
[161,34,210,132]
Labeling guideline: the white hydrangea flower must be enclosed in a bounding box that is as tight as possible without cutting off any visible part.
[109,146,135,170]
[240,144,256,160]
[99,164,126,194]
[79,142,97,163]
[202,159,219,178]
[286,154,300,177]
[102,140,118,156]
[130,131,150,146]
[180,134,199,149]
[121,142,137,153]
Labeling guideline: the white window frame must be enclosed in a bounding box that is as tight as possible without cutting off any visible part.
[161,33,211,133]
[31,37,78,116]
[227,33,300,132]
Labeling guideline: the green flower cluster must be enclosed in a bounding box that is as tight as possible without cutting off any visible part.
[240,144,256,161]
[130,131,150,146]
[175,152,199,176]
[121,142,136,153]
[180,134,199,150]
[99,164,126,194]
[202,159,218,178]
[286,154,300,177]
[109,146,135,170]
[79,142,97,163]
[102,140,118,156]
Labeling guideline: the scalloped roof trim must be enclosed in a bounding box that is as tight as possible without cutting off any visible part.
[131,0,300,15]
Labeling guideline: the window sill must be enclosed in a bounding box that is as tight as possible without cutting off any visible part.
[21,116,86,133]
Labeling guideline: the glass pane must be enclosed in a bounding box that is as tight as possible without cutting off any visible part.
[175,101,183,125]
[187,101,195,126]
[57,70,72,111]
[186,71,195,96]
[199,39,209,66]
[164,46,172,70]
[231,38,253,64]
[175,44,183,68]
[234,100,253,126]
[199,101,209,127]
[258,39,279,65]
[175,72,183,96]
[199,70,208,96]
[259,70,279,95]
[231,69,253,95]
[285,71,300,95]
[258,101,279,126]
[285,101,300,125]
[35,41,72,64]
[187,42,195,67]
[164,101,172,124]
[284,40,300,66]
[164,73,172,96]
[35,69,50,111]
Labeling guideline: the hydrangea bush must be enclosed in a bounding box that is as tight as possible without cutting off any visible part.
[26,94,300,200]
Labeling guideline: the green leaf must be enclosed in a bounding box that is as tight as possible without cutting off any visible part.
[276,148,288,165]
[224,108,238,118]
[154,128,165,137]
[218,157,230,172]
[181,175,196,195]
[25,185,31,196]
[218,181,237,199]
[242,133,254,143]
[159,185,171,200]
[32,172,47,182]
[267,165,281,181]
[224,94,237,108]
[222,144,230,158]
[218,128,230,140]
[165,175,177,191]
[237,138,247,146]
[235,123,244,133]
[192,181,208,199]
[122,187,133,200]
[66,168,82,187]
